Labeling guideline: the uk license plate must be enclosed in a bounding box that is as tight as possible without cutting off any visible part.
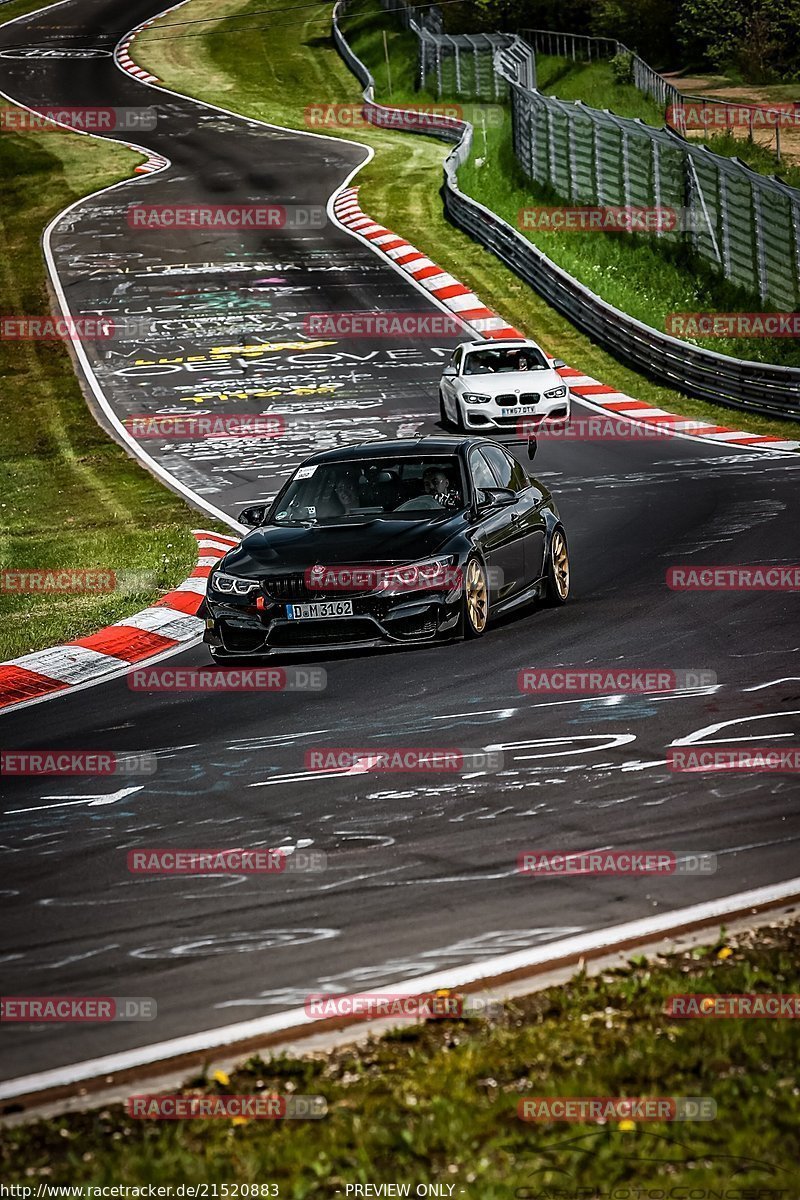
[286,600,354,619]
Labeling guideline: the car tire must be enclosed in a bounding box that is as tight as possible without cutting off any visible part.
[462,556,489,638]
[544,526,570,605]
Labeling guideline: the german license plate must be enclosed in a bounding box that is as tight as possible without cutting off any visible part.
[286,600,354,619]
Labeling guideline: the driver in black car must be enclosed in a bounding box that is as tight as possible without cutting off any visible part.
[394,467,461,511]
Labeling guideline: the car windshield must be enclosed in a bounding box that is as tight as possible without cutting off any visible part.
[269,456,465,525]
[463,346,548,374]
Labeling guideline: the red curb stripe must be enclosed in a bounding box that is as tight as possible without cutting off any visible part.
[411,264,447,281]
[153,590,203,615]
[453,307,495,321]
[372,237,407,252]
[0,666,69,709]
[70,626,177,663]
[433,283,473,301]
[570,384,618,396]
[594,400,650,411]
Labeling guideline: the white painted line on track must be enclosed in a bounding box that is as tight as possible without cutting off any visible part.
[1,875,798,1102]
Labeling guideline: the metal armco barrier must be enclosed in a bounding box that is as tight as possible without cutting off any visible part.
[331,0,800,421]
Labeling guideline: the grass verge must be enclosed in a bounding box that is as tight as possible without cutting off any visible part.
[136,0,800,440]
[2,918,799,1192]
[0,0,221,661]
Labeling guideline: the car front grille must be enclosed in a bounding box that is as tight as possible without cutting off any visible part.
[269,619,378,647]
[493,393,540,407]
[262,574,315,601]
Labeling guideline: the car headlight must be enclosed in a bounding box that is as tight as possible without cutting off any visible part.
[462,393,492,405]
[378,556,460,595]
[209,571,260,596]
[544,385,567,399]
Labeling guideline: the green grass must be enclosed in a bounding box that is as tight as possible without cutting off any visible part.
[0,0,222,661]
[134,0,800,441]
[3,919,799,1192]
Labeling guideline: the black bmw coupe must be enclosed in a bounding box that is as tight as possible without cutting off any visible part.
[202,436,569,659]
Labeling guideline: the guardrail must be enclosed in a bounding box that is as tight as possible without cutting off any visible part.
[331,0,800,421]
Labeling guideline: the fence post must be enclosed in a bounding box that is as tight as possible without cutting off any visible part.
[567,108,578,201]
[652,138,663,237]
[718,170,732,277]
[752,183,769,302]
[594,119,604,205]
[792,198,800,306]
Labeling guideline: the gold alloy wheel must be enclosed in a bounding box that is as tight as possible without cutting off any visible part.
[551,529,570,600]
[465,558,488,633]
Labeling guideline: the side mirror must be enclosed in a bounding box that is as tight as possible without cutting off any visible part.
[527,434,538,461]
[238,504,268,528]
[552,358,567,370]
[442,365,457,377]
[477,486,516,509]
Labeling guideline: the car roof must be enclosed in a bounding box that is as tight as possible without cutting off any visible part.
[303,437,489,464]
[459,338,535,350]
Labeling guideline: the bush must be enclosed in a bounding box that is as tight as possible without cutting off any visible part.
[610,49,634,82]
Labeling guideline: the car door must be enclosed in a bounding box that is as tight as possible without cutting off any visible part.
[467,447,527,601]
[442,347,461,416]
[480,444,547,585]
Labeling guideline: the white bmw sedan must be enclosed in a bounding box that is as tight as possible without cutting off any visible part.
[439,338,570,432]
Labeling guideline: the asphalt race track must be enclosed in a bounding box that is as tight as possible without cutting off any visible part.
[1,0,799,1089]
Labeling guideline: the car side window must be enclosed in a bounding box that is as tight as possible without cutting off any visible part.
[449,348,461,371]
[480,445,528,492]
[469,448,497,492]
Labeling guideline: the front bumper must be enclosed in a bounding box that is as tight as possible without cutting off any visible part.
[460,394,570,430]
[203,590,463,655]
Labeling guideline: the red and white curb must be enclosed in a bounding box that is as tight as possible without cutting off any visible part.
[0,530,238,714]
[116,24,159,85]
[115,0,191,89]
[334,186,523,341]
[333,187,800,453]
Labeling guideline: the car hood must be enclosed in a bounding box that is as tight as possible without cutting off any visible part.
[457,369,562,395]
[221,515,465,575]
